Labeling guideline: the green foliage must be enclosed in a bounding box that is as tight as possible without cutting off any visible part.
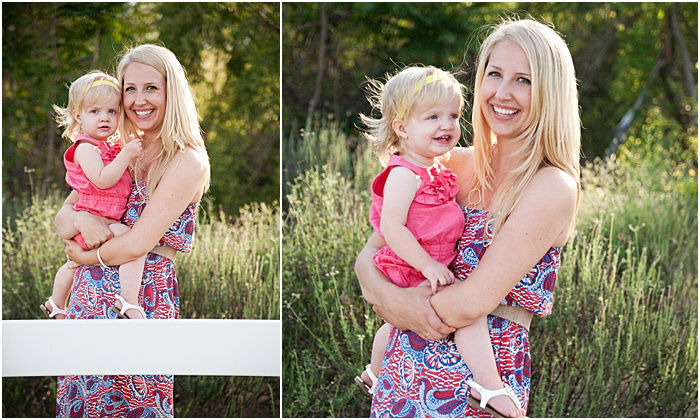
[154,3,280,214]
[283,2,697,160]
[283,168,374,417]
[1,194,280,417]
[282,124,697,417]
[282,115,380,206]
[3,3,279,216]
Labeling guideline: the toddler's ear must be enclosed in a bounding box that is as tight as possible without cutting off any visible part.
[391,119,408,139]
[74,112,82,124]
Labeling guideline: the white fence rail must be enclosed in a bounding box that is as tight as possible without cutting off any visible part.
[2,319,281,377]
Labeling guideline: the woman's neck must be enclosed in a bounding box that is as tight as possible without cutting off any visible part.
[493,137,522,174]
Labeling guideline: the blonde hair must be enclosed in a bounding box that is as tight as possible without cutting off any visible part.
[53,71,121,141]
[116,44,210,195]
[360,66,465,165]
[471,18,581,235]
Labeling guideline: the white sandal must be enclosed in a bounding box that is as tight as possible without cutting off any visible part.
[40,297,67,319]
[466,379,523,418]
[353,364,378,395]
[109,294,147,319]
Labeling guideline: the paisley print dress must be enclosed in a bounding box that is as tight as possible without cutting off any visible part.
[56,181,197,417]
[370,207,561,418]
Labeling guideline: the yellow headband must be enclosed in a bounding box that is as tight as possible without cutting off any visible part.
[82,80,120,96]
[396,74,448,119]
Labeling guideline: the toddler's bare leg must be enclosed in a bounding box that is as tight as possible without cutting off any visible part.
[362,322,393,386]
[455,318,524,417]
[109,223,146,319]
[370,323,392,376]
[48,262,75,319]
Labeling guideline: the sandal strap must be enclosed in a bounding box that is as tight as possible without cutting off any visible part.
[115,294,147,318]
[45,297,67,318]
[467,379,522,409]
[364,365,378,394]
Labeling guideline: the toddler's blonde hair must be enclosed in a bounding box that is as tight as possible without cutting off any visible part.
[360,66,465,165]
[52,71,121,141]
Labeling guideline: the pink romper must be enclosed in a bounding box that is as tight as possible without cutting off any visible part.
[64,133,133,250]
[370,154,465,287]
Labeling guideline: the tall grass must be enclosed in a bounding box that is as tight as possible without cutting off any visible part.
[2,195,280,417]
[282,122,698,417]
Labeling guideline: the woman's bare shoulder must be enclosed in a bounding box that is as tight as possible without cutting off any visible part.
[441,147,474,190]
[529,167,578,212]
[533,167,577,193]
[167,148,209,176]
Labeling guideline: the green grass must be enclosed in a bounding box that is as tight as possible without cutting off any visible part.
[282,122,698,417]
[2,194,280,417]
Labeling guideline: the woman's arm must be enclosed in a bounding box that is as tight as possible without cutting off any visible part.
[355,232,456,340]
[55,190,115,247]
[74,140,141,189]
[430,167,578,328]
[66,149,208,266]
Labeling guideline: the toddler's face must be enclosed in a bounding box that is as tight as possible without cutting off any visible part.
[76,95,121,140]
[398,92,462,166]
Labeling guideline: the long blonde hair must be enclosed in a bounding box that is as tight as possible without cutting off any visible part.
[471,18,581,235]
[116,44,210,195]
[53,71,121,141]
[360,66,465,165]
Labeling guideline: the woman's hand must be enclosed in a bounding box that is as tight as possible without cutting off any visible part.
[355,233,456,340]
[373,285,455,340]
[74,212,116,249]
[64,239,97,266]
[54,190,114,247]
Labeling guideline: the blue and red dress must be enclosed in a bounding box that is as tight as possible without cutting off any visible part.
[56,181,197,417]
[370,206,561,418]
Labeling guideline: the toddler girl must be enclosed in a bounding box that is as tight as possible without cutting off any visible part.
[355,66,524,417]
[41,71,146,319]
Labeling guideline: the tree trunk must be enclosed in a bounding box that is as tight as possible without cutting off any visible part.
[306,4,327,124]
[669,3,697,123]
[45,6,58,187]
[606,51,667,157]
[92,25,101,69]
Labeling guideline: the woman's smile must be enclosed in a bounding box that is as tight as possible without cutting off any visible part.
[490,104,520,120]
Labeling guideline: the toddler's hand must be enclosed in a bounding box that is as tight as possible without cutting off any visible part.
[122,137,142,160]
[421,260,456,294]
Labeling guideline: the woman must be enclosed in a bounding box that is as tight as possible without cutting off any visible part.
[54,44,210,417]
[356,19,580,417]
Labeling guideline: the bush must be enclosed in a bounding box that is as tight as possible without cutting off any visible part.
[282,124,698,417]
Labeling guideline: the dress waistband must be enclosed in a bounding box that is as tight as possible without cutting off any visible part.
[489,304,533,331]
[151,245,177,261]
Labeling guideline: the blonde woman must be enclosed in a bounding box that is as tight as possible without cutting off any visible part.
[54,44,210,417]
[356,18,580,417]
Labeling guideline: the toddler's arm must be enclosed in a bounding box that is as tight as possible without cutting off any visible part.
[74,139,141,189]
[380,167,456,293]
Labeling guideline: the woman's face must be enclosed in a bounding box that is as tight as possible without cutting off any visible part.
[122,62,166,139]
[479,39,532,142]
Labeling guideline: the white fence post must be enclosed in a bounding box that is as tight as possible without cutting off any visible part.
[2,319,281,377]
